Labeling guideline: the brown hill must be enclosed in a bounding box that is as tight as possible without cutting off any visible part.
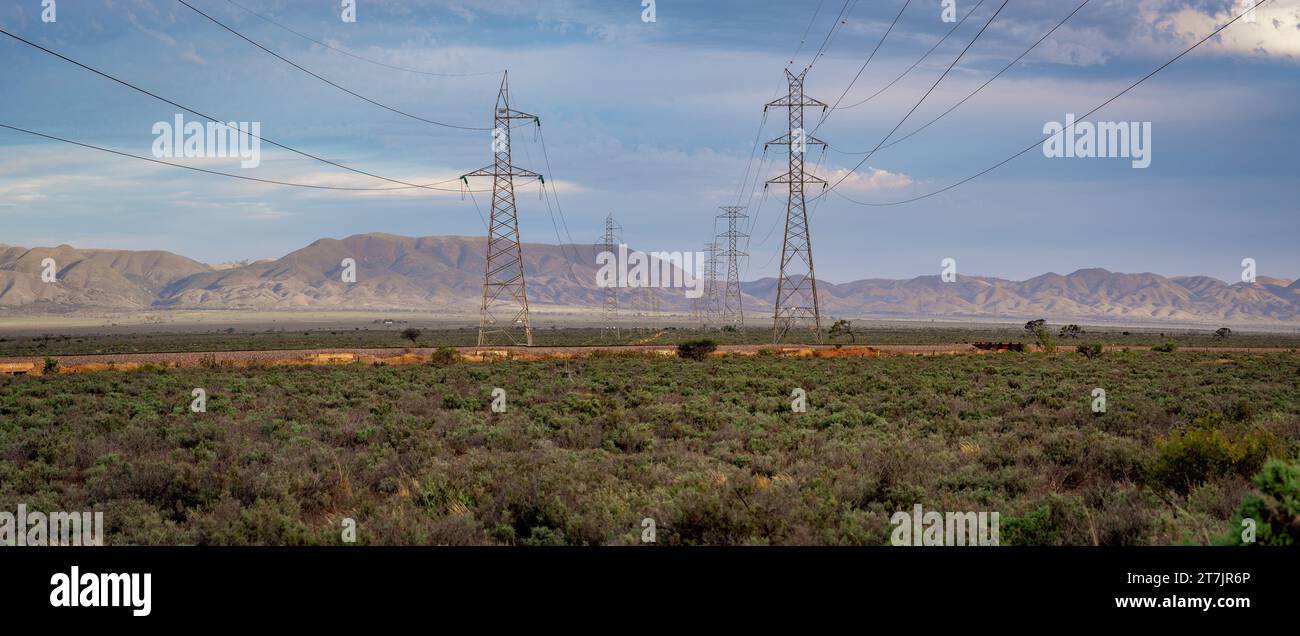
[0,244,212,310]
[2,235,1298,325]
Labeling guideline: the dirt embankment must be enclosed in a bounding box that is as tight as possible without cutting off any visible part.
[1,343,1293,376]
[0,344,967,375]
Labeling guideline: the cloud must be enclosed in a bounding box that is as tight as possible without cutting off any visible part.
[0,174,119,206]
[822,166,913,193]
[1034,0,1300,66]
[3,0,1294,279]
[167,199,291,221]
[1162,2,1300,60]
[126,11,206,66]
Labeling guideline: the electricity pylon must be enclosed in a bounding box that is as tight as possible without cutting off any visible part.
[462,71,542,347]
[765,68,826,344]
[598,213,621,341]
[717,206,748,329]
[702,240,722,328]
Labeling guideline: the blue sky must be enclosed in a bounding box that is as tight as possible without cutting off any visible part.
[0,0,1297,283]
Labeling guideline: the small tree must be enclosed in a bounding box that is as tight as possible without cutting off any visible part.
[677,339,718,361]
[1076,342,1103,360]
[1033,327,1056,353]
[828,319,855,343]
[400,327,422,345]
[1215,327,1233,340]
[1024,319,1046,335]
[1058,324,1083,339]
[42,356,59,375]
[429,346,459,366]
[1224,458,1300,546]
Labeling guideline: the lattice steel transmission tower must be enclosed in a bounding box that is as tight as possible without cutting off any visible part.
[462,71,542,347]
[765,69,826,344]
[717,206,748,329]
[702,240,722,328]
[598,213,622,341]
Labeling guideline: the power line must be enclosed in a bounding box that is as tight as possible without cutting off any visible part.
[739,146,771,237]
[787,0,827,68]
[732,111,770,206]
[176,0,492,132]
[537,178,572,260]
[828,0,1089,156]
[817,0,860,68]
[0,122,496,192]
[732,0,867,289]
[831,0,986,112]
[739,0,841,237]
[819,0,1011,199]
[514,129,571,261]
[812,0,913,136]
[738,0,841,233]
[835,0,1270,207]
[535,126,580,257]
[740,0,897,283]
[465,188,490,230]
[221,0,501,78]
[0,26,474,192]
[745,187,775,271]
[806,0,856,72]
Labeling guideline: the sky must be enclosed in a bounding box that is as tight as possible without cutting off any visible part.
[0,0,1297,284]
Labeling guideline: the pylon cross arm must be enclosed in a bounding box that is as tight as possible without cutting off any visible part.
[496,108,539,121]
[462,165,543,179]
[765,96,828,110]
[766,172,827,186]
[765,133,827,148]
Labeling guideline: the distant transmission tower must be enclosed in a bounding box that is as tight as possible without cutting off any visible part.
[702,240,722,328]
[717,206,748,329]
[598,214,622,341]
[765,69,826,344]
[462,71,543,347]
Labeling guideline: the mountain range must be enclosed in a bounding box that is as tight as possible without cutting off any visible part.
[2,233,1298,325]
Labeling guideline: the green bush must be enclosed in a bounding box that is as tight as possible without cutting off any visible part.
[430,347,460,366]
[6,344,1299,546]
[42,356,59,374]
[1000,496,1084,546]
[1224,458,1300,546]
[1152,342,1177,352]
[1033,327,1056,353]
[1076,343,1104,360]
[677,339,718,361]
[1149,419,1276,494]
